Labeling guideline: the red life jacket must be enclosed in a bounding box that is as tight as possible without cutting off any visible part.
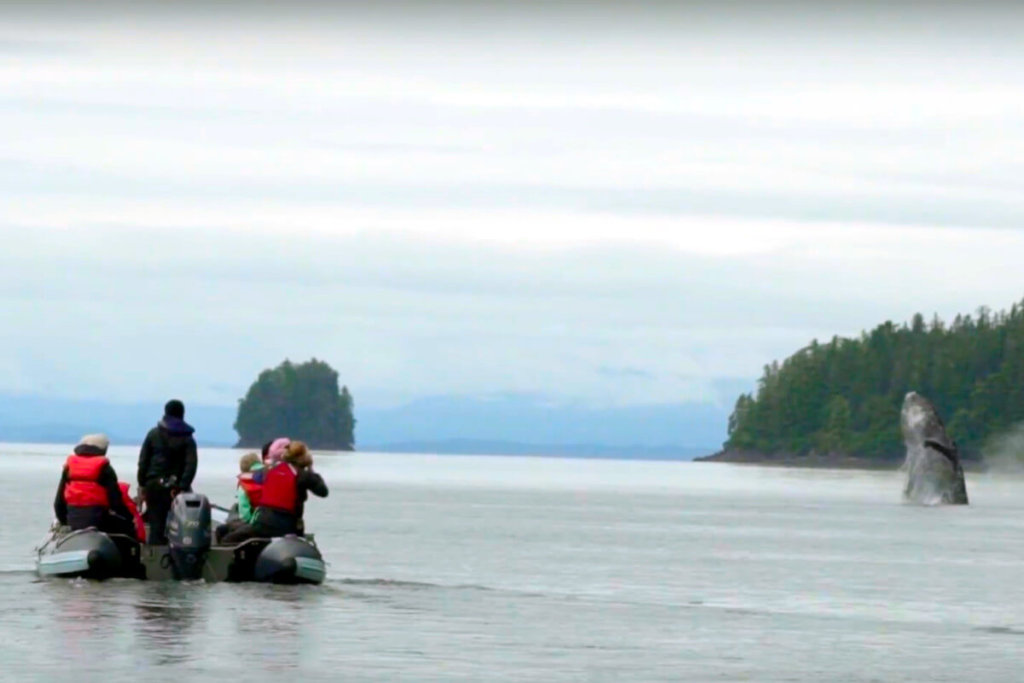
[118,482,146,542]
[237,472,264,507]
[259,462,298,514]
[64,454,110,508]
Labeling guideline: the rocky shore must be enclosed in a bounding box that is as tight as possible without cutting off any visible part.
[694,449,903,470]
[696,449,988,472]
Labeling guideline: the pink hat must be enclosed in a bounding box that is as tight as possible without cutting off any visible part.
[265,437,291,466]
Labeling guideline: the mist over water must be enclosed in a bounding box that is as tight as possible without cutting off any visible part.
[6,445,1024,681]
[979,424,1024,474]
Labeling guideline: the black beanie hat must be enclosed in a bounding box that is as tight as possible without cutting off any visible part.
[165,399,185,419]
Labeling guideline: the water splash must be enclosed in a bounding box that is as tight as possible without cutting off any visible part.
[980,423,1024,474]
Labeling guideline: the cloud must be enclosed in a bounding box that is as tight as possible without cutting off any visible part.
[0,38,75,56]
[3,221,1024,410]
[2,2,1023,411]
[597,366,656,380]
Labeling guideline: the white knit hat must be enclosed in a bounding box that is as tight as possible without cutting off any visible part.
[76,433,110,453]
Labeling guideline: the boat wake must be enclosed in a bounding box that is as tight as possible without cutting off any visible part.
[0,566,36,576]
[330,577,547,598]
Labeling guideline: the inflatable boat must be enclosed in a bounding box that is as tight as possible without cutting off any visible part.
[36,492,325,584]
[35,527,144,580]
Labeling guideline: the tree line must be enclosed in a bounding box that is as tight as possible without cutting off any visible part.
[725,300,1024,461]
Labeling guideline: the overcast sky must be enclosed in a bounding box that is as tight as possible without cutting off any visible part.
[2,2,1023,410]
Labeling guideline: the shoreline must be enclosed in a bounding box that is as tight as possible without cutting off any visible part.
[696,449,988,472]
[694,450,901,471]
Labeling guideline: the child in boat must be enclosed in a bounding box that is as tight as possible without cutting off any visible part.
[236,452,264,524]
[214,452,265,543]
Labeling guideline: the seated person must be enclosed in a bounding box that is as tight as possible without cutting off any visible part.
[54,434,136,538]
[117,482,147,542]
[220,441,327,544]
[236,452,265,522]
[215,452,264,543]
[263,437,290,467]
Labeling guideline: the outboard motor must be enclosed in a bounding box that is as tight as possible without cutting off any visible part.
[165,493,212,580]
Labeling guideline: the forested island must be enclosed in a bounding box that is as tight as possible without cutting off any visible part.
[702,301,1024,467]
[234,358,356,451]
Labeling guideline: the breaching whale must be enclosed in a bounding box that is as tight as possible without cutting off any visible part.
[900,391,968,505]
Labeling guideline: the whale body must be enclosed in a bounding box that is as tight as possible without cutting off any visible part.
[900,391,968,505]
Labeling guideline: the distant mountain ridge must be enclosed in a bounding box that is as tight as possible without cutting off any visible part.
[363,439,713,460]
[0,395,237,446]
[356,393,729,456]
[0,392,728,458]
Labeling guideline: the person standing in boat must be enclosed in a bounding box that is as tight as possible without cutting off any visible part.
[54,434,136,537]
[136,399,198,544]
[220,441,327,544]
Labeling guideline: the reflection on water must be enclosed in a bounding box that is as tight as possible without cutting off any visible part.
[26,577,328,677]
[52,581,114,665]
[217,584,311,672]
[134,583,200,666]
[254,587,308,673]
[41,580,205,671]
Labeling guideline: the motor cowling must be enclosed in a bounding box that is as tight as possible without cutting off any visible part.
[165,493,211,580]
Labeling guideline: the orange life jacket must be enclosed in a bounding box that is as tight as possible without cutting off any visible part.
[259,462,297,514]
[118,482,146,541]
[64,454,110,508]
[238,472,264,507]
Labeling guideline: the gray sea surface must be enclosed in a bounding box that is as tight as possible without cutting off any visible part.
[4,444,1024,682]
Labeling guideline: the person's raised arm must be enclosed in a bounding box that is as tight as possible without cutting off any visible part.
[300,468,328,498]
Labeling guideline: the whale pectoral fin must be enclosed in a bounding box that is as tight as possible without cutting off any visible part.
[924,439,960,464]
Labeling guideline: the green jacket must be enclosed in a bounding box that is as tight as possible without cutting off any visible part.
[237,462,265,523]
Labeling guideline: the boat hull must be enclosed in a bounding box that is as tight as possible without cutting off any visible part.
[36,528,143,580]
[38,528,326,585]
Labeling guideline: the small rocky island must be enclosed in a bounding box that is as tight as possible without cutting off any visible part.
[234,358,356,451]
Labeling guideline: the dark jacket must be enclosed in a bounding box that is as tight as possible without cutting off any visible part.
[293,468,328,521]
[54,448,133,526]
[254,468,328,535]
[137,416,198,489]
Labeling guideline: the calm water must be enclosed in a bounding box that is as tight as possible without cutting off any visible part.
[4,444,1024,682]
